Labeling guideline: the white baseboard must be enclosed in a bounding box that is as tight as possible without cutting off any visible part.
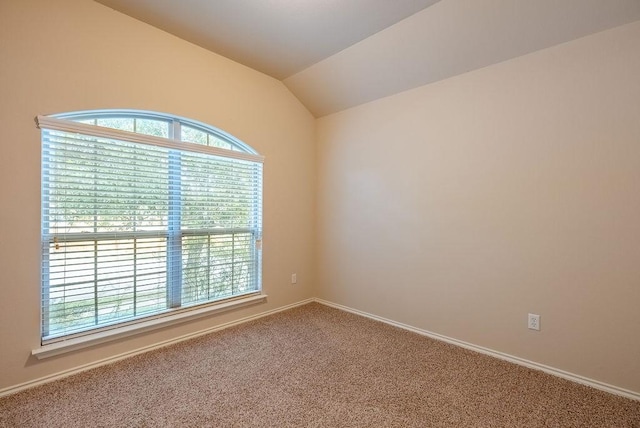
[314,298,640,402]
[0,298,314,398]
[3,297,638,402]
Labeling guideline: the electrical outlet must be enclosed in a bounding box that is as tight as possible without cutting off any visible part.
[528,313,540,331]
[291,273,297,284]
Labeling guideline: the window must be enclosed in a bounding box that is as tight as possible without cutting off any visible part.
[37,110,263,344]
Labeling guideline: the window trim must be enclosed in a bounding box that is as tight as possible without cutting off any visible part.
[36,110,265,349]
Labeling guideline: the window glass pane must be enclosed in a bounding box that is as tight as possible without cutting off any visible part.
[97,117,134,132]
[181,125,207,145]
[135,119,169,138]
[209,136,233,150]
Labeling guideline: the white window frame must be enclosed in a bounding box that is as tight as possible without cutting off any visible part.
[34,110,266,358]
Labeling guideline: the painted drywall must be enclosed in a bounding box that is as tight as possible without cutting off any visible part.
[316,21,640,393]
[0,0,315,391]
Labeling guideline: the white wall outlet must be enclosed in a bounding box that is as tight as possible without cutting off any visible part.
[291,273,297,284]
[528,313,540,331]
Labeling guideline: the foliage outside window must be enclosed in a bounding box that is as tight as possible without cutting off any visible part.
[38,110,263,342]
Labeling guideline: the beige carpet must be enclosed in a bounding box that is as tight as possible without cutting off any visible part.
[1,303,638,427]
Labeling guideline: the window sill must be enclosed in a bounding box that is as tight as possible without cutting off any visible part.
[32,293,268,360]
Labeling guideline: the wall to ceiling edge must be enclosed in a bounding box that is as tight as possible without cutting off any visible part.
[316,20,640,394]
[0,0,316,391]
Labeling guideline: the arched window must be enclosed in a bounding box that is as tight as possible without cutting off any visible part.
[36,110,263,347]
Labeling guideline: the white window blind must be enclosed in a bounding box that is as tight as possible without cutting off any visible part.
[37,113,263,343]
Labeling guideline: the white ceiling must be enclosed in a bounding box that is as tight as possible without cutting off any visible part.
[95,0,640,117]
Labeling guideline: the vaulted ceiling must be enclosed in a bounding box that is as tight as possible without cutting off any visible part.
[96,0,640,117]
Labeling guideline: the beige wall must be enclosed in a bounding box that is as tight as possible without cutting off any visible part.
[0,0,315,390]
[317,21,640,393]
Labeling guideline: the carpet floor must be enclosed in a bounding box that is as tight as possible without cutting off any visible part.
[1,302,638,427]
